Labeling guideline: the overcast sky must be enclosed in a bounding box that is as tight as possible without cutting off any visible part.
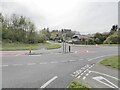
[0,0,119,34]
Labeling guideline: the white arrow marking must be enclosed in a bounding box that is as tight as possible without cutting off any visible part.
[93,76,119,88]
[91,71,119,80]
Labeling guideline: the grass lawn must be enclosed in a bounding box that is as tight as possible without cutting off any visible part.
[100,56,120,70]
[99,44,120,46]
[0,42,61,51]
[68,81,90,90]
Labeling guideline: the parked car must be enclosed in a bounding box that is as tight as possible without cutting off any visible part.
[57,40,62,43]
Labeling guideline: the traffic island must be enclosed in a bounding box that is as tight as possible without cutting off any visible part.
[68,80,90,90]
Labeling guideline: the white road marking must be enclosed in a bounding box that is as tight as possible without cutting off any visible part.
[29,55,41,56]
[93,76,119,88]
[2,65,8,67]
[88,54,116,61]
[50,61,58,64]
[86,73,89,76]
[27,63,36,65]
[73,64,94,79]
[81,67,85,70]
[39,62,47,64]
[91,71,119,80]
[78,70,82,73]
[55,53,61,55]
[40,76,58,88]
[77,72,83,78]
[69,60,76,62]
[86,69,89,71]
[83,70,87,73]
[81,73,84,75]
[14,64,24,66]
[61,61,68,63]
[75,51,78,53]
[78,59,84,60]
[83,76,86,80]
[77,75,81,78]
[88,56,104,61]
[15,54,19,56]
[89,64,94,68]
[75,72,80,77]
[70,74,75,77]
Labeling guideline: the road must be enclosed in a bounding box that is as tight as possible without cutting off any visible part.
[1,44,119,89]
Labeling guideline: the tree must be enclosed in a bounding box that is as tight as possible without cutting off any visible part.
[94,33,104,44]
[95,38,100,44]
[27,21,36,43]
[86,38,95,45]
[103,33,118,44]
[1,13,38,44]
[110,25,118,35]
[38,33,47,43]
[40,28,51,40]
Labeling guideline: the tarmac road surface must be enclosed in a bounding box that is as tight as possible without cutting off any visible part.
[1,44,119,89]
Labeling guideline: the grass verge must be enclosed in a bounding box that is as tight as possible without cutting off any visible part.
[1,42,61,51]
[68,81,90,90]
[100,56,120,70]
[99,44,120,46]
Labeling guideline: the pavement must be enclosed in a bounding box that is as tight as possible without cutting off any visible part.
[1,44,119,89]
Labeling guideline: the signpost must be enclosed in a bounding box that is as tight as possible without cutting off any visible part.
[62,34,67,53]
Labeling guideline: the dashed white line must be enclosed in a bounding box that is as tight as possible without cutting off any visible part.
[77,75,81,78]
[81,67,85,70]
[82,71,91,80]
[69,60,76,62]
[40,76,58,88]
[81,73,84,76]
[27,63,36,65]
[86,69,89,71]
[86,73,89,76]
[73,64,94,79]
[2,65,8,67]
[83,70,87,73]
[61,61,68,63]
[83,76,86,80]
[50,61,58,64]
[39,62,47,64]
[79,59,84,60]
[14,64,24,66]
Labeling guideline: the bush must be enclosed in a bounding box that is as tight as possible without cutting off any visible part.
[103,34,118,44]
[38,33,47,43]
[69,81,90,89]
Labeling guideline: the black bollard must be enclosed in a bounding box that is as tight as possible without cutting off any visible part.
[29,49,31,54]
[69,45,71,52]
